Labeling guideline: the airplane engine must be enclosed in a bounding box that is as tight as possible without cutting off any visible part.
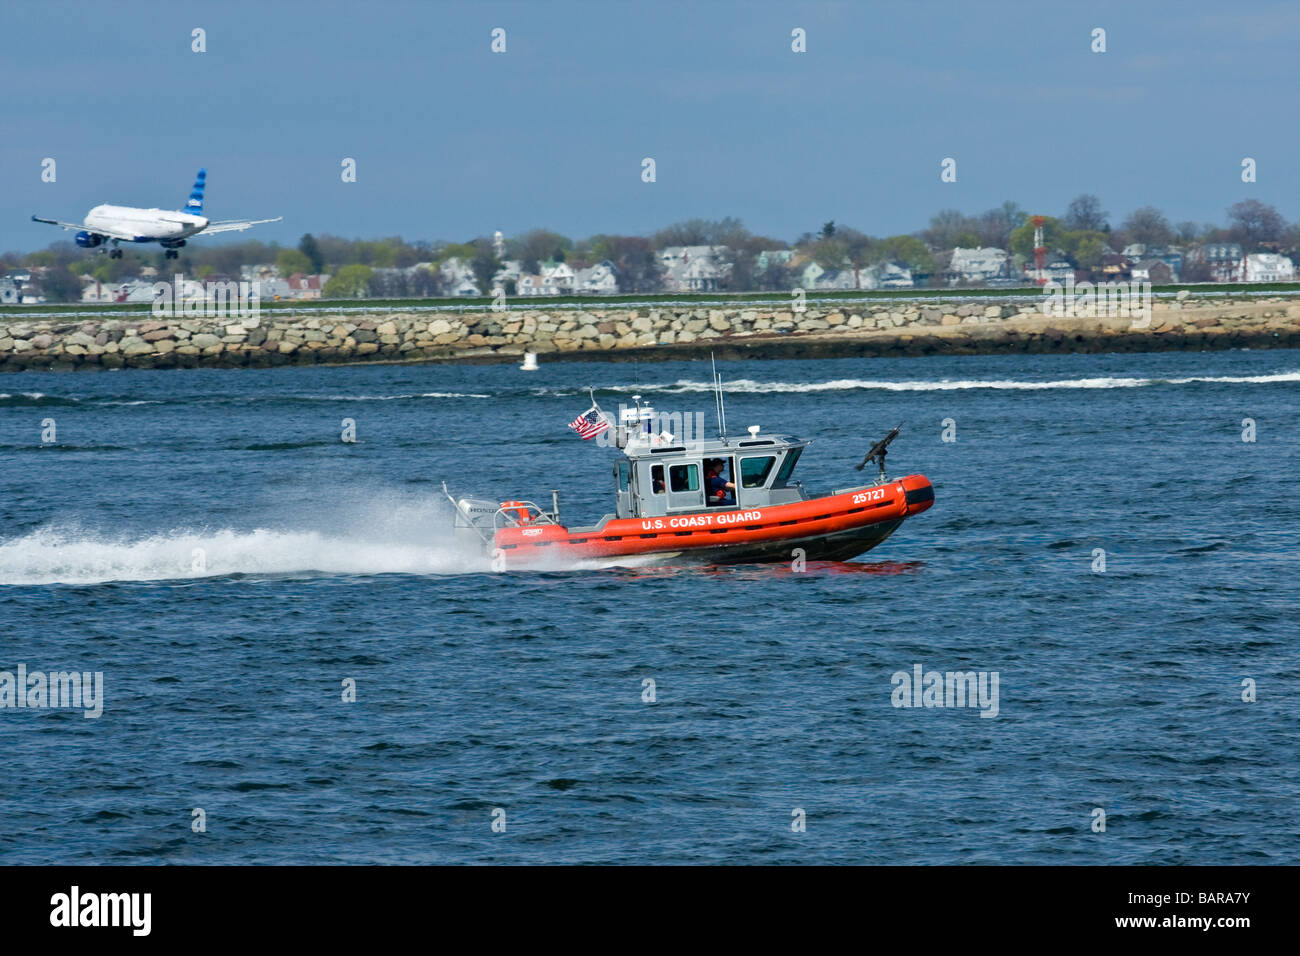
[75,230,102,248]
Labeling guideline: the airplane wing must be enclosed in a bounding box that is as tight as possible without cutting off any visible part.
[195,216,283,236]
[31,215,138,241]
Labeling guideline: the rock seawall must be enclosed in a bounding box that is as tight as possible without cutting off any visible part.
[3,297,1300,371]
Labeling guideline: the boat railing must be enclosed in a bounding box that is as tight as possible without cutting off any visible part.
[493,501,560,531]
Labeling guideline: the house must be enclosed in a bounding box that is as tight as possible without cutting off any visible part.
[800,261,826,289]
[1152,249,1183,278]
[660,245,731,292]
[285,274,327,299]
[540,261,577,294]
[1244,253,1295,282]
[517,273,558,297]
[1046,258,1075,282]
[1130,259,1173,284]
[1201,243,1244,282]
[1099,254,1131,280]
[947,247,1009,284]
[1,277,21,304]
[857,262,913,290]
[80,280,119,303]
[1121,243,1147,262]
[259,279,292,300]
[574,260,619,294]
[810,268,857,290]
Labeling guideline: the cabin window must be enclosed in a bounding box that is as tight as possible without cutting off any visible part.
[617,460,630,492]
[775,448,802,482]
[740,456,776,488]
[650,464,665,494]
[669,463,699,493]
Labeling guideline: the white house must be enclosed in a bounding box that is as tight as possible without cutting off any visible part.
[810,267,857,290]
[575,260,619,294]
[857,262,914,290]
[80,280,119,303]
[1244,253,1295,282]
[1,278,23,304]
[517,273,558,297]
[541,261,577,293]
[660,245,731,292]
[948,247,1008,284]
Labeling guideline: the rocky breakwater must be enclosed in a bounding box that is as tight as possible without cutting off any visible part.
[3,296,1300,371]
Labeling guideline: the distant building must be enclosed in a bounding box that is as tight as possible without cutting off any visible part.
[440,257,480,296]
[813,267,857,290]
[660,245,730,292]
[858,262,913,290]
[1130,259,1173,284]
[285,274,327,299]
[947,247,1010,284]
[1244,253,1295,282]
[1201,243,1244,282]
[574,260,619,294]
[1099,254,1130,280]
[80,280,118,303]
[516,273,553,297]
[541,261,578,294]
[0,277,21,304]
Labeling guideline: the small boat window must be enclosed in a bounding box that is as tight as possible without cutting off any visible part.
[669,463,699,492]
[650,464,665,494]
[740,456,776,488]
[617,460,630,492]
[775,448,802,482]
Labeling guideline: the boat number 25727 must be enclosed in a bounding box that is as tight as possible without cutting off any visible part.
[852,488,890,504]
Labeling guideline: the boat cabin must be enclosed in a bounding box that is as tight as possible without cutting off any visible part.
[611,413,810,519]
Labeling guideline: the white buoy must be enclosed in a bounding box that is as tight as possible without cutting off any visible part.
[520,352,539,371]
[748,425,760,436]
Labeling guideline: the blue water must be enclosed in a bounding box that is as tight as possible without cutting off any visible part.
[1,349,1297,864]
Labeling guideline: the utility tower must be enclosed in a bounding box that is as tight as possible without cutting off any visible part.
[1031,215,1048,285]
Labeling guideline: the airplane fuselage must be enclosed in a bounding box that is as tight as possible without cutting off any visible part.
[84,204,210,242]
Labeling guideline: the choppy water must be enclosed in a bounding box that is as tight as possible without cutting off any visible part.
[1,349,1296,863]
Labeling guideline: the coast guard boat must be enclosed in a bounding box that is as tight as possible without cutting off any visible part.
[445,390,935,569]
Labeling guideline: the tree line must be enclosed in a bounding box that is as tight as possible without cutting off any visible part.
[4,196,1294,301]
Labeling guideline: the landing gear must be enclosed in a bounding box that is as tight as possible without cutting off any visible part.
[164,249,179,260]
[109,248,123,259]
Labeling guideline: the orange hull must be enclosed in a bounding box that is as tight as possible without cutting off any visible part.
[494,474,934,566]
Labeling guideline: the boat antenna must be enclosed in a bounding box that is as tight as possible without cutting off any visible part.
[710,352,727,440]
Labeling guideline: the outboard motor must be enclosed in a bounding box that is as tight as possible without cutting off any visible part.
[451,496,504,549]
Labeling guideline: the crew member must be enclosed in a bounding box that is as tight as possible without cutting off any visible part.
[706,459,735,506]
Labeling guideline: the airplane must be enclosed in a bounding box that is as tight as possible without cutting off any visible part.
[32,168,281,259]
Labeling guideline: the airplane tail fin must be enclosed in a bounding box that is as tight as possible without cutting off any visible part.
[185,168,206,214]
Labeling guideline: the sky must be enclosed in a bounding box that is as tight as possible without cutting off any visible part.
[4,0,1298,252]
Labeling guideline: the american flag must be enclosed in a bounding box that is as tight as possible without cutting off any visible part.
[568,405,610,440]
